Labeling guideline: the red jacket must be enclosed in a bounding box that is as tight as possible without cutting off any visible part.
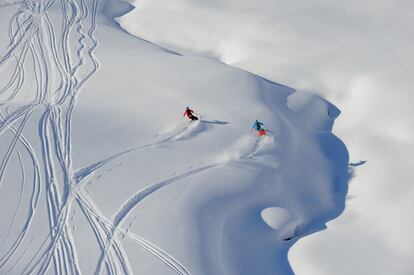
[183,108,194,118]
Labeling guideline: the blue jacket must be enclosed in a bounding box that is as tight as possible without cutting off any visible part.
[252,120,264,131]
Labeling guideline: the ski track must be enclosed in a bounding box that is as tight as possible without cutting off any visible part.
[76,189,192,275]
[0,111,42,271]
[0,149,25,247]
[0,0,283,273]
[0,0,198,274]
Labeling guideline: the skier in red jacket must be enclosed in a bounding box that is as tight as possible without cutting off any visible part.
[183,107,198,121]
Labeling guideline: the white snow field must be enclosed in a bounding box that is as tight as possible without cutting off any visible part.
[0,0,349,274]
[118,0,414,274]
[0,1,408,275]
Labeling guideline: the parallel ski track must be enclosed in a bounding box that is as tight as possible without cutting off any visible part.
[0,149,25,248]
[76,186,194,275]
[0,111,42,272]
[0,0,100,273]
[0,0,195,274]
[94,164,218,275]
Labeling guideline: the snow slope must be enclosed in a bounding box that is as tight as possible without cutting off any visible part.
[0,0,350,274]
[117,0,414,274]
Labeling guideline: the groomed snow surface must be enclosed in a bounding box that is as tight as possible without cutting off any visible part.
[0,0,411,275]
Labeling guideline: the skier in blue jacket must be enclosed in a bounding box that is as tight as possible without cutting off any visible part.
[252,120,264,131]
[252,119,266,136]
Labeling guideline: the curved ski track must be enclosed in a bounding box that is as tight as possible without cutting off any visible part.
[0,0,197,274]
[0,0,279,274]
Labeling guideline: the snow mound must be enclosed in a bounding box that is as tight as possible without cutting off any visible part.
[261,207,301,240]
